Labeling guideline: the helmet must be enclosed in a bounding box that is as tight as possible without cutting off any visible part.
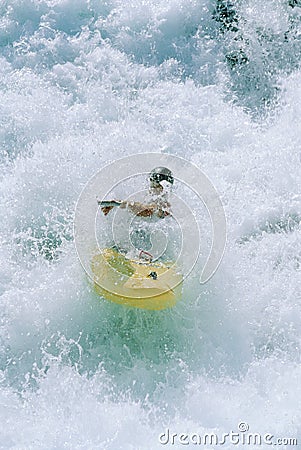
[149,167,174,185]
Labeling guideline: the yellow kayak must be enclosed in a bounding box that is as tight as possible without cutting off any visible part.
[91,248,183,310]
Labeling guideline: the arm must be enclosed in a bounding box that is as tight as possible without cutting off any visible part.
[98,199,171,218]
[121,201,171,218]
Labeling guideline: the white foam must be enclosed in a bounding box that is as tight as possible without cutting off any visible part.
[0,0,300,448]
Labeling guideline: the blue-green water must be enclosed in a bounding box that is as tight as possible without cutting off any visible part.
[0,1,300,448]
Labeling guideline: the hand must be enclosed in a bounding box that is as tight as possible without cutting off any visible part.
[98,199,123,215]
[157,209,171,218]
[119,201,127,209]
[101,206,114,216]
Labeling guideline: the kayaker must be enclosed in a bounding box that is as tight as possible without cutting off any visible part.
[100,167,174,218]
[99,167,175,259]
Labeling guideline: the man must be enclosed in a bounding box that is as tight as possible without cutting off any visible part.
[99,167,174,259]
[100,167,174,218]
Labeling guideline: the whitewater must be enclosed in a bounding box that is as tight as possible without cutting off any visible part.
[0,0,300,448]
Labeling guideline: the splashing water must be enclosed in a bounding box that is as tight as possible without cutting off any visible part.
[0,0,300,448]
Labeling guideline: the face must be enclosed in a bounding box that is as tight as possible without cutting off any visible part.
[149,179,172,194]
[149,180,163,193]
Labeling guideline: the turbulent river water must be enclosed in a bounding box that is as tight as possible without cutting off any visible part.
[0,0,301,448]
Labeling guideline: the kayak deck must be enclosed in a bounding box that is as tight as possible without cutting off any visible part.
[91,248,182,310]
